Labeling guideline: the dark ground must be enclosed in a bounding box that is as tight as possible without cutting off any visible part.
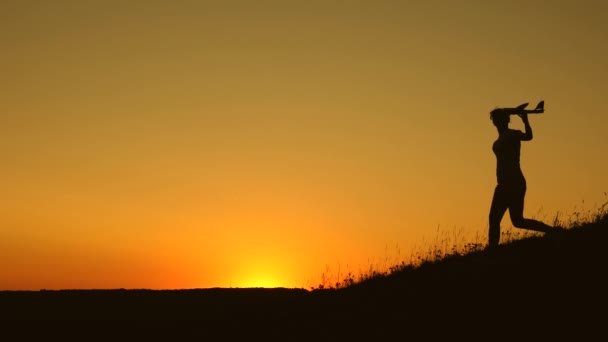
[2,220,606,340]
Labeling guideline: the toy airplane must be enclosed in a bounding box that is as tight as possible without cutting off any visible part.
[493,101,545,115]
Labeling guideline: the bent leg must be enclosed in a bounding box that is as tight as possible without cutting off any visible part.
[509,187,554,233]
[512,217,554,233]
[489,186,508,248]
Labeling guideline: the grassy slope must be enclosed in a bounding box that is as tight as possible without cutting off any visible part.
[2,213,606,339]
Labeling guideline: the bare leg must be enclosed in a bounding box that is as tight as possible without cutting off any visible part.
[509,187,554,233]
[489,186,508,248]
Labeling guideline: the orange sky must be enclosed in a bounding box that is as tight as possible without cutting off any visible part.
[1,1,607,290]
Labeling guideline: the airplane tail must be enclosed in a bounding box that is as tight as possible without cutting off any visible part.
[534,100,544,112]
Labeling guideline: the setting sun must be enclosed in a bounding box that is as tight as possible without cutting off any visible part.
[236,272,283,289]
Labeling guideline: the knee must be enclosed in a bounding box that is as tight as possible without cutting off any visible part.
[511,218,526,228]
[489,213,501,227]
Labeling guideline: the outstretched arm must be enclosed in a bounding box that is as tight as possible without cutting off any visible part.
[518,113,533,141]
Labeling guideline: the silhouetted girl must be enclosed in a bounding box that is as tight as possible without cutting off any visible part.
[488,110,559,248]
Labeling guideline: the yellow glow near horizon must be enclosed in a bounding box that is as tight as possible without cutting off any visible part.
[234,266,284,289]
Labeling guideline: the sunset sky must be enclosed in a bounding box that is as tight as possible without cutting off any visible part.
[2,1,607,290]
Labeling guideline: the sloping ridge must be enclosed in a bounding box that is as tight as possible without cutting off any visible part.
[346,217,607,295]
[320,217,608,336]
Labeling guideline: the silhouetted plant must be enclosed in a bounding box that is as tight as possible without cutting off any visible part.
[313,195,608,290]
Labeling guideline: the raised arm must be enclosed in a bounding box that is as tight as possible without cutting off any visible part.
[518,113,533,141]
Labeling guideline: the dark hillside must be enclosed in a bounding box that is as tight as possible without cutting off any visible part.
[2,215,606,339]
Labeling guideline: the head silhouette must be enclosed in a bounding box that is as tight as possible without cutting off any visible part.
[490,109,509,130]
